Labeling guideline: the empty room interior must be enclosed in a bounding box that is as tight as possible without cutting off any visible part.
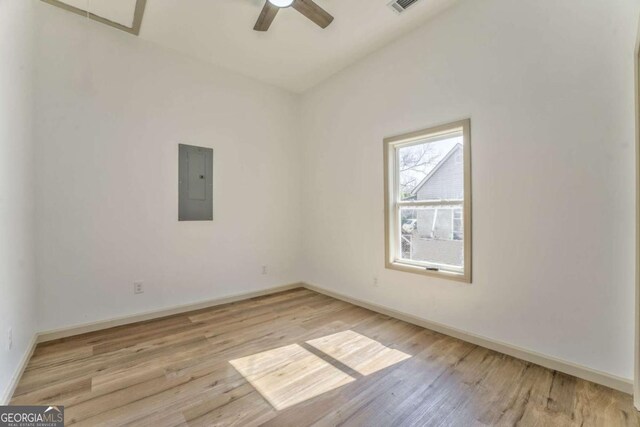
[2,0,640,425]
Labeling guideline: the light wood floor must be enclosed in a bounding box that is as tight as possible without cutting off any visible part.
[11,288,640,426]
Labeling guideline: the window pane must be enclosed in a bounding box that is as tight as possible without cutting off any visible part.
[398,134,463,201]
[399,206,464,269]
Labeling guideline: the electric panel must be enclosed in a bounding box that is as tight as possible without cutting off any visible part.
[179,144,213,221]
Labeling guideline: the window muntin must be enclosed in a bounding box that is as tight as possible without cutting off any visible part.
[384,120,471,282]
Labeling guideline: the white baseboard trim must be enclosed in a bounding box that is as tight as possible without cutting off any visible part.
[302,282,633,395]
[38,283,302,343]
[1,333,38,405]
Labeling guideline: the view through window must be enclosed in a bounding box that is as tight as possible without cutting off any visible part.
[385,120,471,282]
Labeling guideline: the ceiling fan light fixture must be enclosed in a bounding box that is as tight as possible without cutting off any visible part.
[255,0,333,31]
[268,0,294,7]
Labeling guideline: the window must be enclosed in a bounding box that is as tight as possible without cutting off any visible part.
[384,119,471,282]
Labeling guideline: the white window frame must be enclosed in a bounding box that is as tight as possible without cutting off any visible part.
[384,119,472,283]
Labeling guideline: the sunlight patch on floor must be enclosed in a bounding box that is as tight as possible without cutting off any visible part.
[307,330,411,376]
[229,343,355,410]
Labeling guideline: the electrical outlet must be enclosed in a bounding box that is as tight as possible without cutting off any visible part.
[373,276,379,287]
[261,265,268,275]
[7,328,12,351]
[134,281,144,294]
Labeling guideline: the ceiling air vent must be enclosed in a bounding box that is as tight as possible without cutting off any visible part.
[388,0,420,14]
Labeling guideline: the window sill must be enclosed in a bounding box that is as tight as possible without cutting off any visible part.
[385,261,471,284]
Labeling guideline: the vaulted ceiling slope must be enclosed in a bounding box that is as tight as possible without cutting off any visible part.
[47,0,459,93]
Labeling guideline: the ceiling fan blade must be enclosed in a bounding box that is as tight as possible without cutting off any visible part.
[292,0,334,29]
[254,1,279,32]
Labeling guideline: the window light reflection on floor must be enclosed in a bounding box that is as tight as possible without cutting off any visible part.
[307,330,411,376]
[229,343,355,410]
[229,330,411,410]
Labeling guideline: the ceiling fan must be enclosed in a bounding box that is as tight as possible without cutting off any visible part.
[254,0,334,32]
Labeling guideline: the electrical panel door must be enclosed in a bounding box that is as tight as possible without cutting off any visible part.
[179,144,213,221]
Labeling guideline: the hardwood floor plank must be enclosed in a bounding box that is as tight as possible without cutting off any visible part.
[10,288,639,426]
[9,377,92,406]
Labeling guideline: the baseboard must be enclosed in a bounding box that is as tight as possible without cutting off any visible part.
[38,282,303,343]
[302,282,633,395]
[1,333,38,405]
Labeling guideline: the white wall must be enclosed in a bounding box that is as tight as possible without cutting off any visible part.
[300,0,640,380]
[35,3,302,331]
[0,0,38,402]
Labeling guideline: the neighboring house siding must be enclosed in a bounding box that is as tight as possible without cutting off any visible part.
[415,144,464,201]
[409,144,464,267]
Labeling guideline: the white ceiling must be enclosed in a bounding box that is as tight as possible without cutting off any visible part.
[61,0,459,93]
[139,0,458,93]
